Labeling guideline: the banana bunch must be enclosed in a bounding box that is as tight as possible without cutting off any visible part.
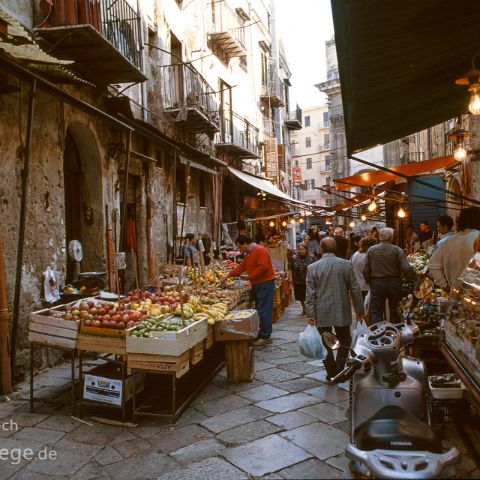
[223,312,253,319]
[200,302,229,322]
[174,303,194,319]
[188,295,204,312]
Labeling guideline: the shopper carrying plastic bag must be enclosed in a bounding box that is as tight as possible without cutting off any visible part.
[299,324,326,360]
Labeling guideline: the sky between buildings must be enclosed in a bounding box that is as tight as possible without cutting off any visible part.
[276,0,334,110]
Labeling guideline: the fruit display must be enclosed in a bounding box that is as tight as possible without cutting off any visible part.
[129,315,199,338]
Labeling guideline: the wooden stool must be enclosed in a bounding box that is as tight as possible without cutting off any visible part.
[224,340,254,384]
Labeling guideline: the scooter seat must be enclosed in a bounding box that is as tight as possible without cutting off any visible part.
[353,406,442,453]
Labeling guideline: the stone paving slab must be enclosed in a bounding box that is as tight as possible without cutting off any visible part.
[254,368,301,384]
[223,434,312,477]
[237,384,289,402]
[274,377,324,393]
[170,438,225,464]
[278,361,321,375]
[200,405,270,434]
[24,437,102,477]
[300,402,348,424]
[153,424,213,453]
[158,457,247,480]
[101,451,178,479]
[194,393,251,417]
[281,422,349,460]
[304,385,349,404]
[266,411,318,430]
[267,356,307,366]
[276,458,343,479]
[256,392,319,413]
[217,419,282,446]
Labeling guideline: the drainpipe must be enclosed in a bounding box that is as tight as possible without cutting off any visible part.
[137,0,148,123]
[11,78,36,376]
[270,0,283,147]
[0,233,11,394]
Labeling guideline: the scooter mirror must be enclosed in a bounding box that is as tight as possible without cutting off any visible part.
[322,331,341,350]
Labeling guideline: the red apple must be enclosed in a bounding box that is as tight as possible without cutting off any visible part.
[85,319,92,326]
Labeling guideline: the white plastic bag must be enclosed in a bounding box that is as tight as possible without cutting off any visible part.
[299,325,326,360]
[351,319,367,346]
[43,267,60,303]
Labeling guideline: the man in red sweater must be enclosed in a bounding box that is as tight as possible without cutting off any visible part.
[223,235,275,346]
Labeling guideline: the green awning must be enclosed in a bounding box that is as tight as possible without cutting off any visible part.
[331,0,480,156]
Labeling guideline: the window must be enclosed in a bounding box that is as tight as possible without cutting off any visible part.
[323,134,330,149]
[325,155,332,170]
[239,55,248,72]
[325,176,331,186]
[306,158,312,169]
[305,179,315,190]
[305,137,311,148]
[325,198,333,207]
[309,200,316,205]
[323,111,330,127]
[304,115,311,127]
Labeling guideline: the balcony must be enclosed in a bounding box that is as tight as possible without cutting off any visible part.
[35,0,145,84]
[284,110,302,130]
[208,2,246,62]
[160,63,220,135]
[260,63,285,108]
[215,111,260,159]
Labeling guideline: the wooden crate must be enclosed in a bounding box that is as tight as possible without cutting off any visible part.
[28,303,80,350]
[224,340,254,384]
[126,317,208,356]
[189,342,204,365]
[76,333,126,355]
[127,351,189,378]
[203,325,215,350]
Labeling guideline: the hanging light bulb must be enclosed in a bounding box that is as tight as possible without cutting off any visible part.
[281,220,287,227]
[448,129,473,162]
[290,218,296,224]
[397,206,407,218]
[469,84,480,115]
[349,221,355,229]
[268,220,275,227]
[299,218,304,224]
[454,143,467,161]
[367,198,377,212]
[361,214,367,222]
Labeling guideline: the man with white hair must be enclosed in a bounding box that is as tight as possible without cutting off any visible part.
[363,227,414,324]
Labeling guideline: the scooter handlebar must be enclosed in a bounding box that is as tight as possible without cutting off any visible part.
[331,360,363,384]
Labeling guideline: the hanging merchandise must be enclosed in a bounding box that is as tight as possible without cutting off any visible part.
[43,266,61,303]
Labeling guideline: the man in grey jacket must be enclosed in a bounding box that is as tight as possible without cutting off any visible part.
[306,237,365,381]
[363,227,414,324]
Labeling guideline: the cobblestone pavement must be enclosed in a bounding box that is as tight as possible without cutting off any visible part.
[1,302,478,479]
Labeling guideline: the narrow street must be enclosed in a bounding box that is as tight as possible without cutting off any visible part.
[0,302,478,480]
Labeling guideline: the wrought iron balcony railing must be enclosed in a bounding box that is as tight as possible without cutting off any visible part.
[215,111,260,159]
[208,1,246,61]
[35,0,144,84]
[160,63,220,134]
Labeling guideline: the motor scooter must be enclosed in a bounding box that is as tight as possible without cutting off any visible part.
[323,318,460,479]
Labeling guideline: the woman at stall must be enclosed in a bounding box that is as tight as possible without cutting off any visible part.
[288,243,316,315]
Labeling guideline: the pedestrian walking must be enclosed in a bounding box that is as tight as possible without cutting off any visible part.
[306,237,365,382]
[351,236,377,298]
[223,235,275,346]
[404,224,419,254]
[333,227,349,259]
[418,220,433,249]
[431,215,455,255]
[428,207,480,292]
[288,244,316,315]
[363,227,415,324]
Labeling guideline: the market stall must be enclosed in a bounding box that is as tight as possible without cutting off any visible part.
[27,258,273,421]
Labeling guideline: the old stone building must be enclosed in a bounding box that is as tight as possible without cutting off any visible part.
[0,0,295,378]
